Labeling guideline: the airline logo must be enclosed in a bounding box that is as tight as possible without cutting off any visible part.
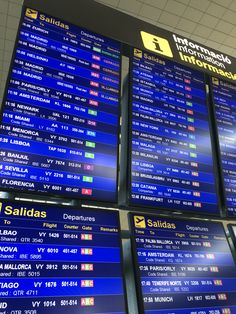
[140,31,173,58]
[210,266,219,272]
[25,8,38,19]
[203,242,211,247]
[81,297,94,306]
[214,280,222,286]
[81,234,93,240]
[81,280,94,287]
[218,294,227,301]
[134,216,146,228]
[81,264,94,271]
[81,248,93,255]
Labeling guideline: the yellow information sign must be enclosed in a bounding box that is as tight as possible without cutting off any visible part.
[140,31,173,58]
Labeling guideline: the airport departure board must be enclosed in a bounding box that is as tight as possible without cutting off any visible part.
[129,48,218,214]
[211,77,236,217]
[0,199,127,313]
[0,7,121,202]
[130,213,236,314]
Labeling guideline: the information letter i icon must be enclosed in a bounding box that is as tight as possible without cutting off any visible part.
[152,38,163,53]
[140,31,173,58]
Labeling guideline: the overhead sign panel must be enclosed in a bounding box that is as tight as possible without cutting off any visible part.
[140,30,235,81]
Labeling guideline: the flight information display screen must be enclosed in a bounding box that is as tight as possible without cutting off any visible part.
[129,48,219,214]
[211,77,236,217]
[0,7,121,202]
[130,213,236,314]
[0,199,127,313]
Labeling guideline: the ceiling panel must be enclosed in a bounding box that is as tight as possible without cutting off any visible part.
[206,2,226,18]
[165,0,188,15]
[189,0,211,11]
[158,11,180,27]
[139,4,161,20]
[144,0,167,9]
[183,7,203,22]
[193,25,213,39]
[1,0,236,103]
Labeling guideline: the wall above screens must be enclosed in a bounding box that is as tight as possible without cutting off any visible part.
[210,78,236,218]
[129,213,236,314]
[127,48,220,216]
[0,7,121,204]
[0,199,127,313]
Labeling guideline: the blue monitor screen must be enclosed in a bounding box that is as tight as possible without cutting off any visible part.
[130,213,236,314]
[0,199,127,313]
[0,7,121,202]
[211,77,236,217]
[129,48,219,215]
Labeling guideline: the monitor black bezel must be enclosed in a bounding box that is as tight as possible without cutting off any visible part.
[126,47,222,218]
[0,197,129,313]
[0,5,122,207]
[228,224,236,252]
[209,77,236,219]
[129,211,235,314]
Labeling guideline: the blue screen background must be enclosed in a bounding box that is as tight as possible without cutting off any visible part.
[0,7,121,202]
